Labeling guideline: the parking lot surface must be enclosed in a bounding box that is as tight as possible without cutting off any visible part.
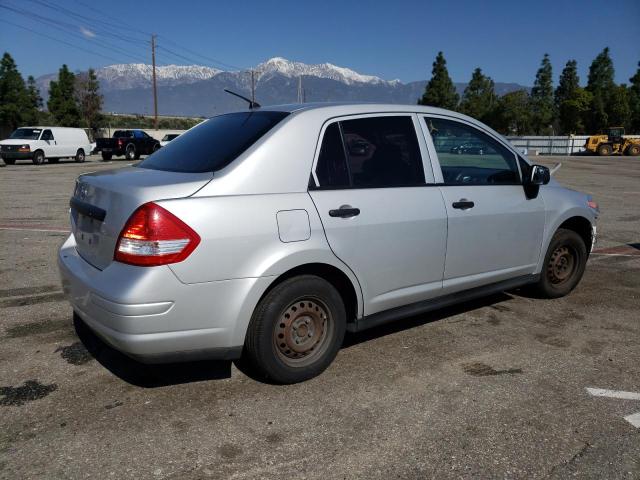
[0,155,639,479]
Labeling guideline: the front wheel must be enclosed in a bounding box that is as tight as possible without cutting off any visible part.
[597,144,612,156]
[241,275,346,384]
[626,144,640,156]
[531,228,587,298]
[75,149,85,163]
[32,150,45,165]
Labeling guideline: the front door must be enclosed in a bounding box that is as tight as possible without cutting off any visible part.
[309,115,448,316]
[422,115,546,293]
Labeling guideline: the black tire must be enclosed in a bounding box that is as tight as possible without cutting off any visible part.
[75,149,86,163]
[32,150,45,165]
[597,144,612,156]
[125,145,136,160]
[101,152,112,161]
[531,228,587,298]
[4,158,16,165]
[626,144,640,156]
[241,275,346,384]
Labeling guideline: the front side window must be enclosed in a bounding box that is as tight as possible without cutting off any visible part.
[314,116,425,189]
[425,117,520,185]
[41,130,54,141]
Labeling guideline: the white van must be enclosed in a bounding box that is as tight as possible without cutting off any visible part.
[0,126,92,165]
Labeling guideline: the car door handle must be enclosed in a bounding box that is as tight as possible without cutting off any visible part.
[329,205,360,218]
[452,199,475,210]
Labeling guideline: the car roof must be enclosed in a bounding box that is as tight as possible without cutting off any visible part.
[225,102,481,124]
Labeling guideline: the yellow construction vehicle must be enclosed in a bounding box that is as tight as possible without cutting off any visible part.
[584,127,640,156]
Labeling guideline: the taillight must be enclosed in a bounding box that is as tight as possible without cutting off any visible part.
[114,202,200,266]
[117,139,123,146]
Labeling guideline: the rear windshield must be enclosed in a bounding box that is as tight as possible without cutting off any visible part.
[138,111,289,173]
[10,128,42,140]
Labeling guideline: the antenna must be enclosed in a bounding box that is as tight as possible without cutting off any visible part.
[224,89,261,109]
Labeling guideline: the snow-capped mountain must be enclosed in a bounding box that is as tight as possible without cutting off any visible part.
[35,57,528,117]
[254,57,399,85]
[99,64,221,89]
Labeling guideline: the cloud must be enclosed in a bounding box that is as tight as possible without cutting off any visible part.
[80,27,96,38]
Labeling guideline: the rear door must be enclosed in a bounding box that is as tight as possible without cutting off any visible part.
[421,115,545,293]
[309,114,447,316]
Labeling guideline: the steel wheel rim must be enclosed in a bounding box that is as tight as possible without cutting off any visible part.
[547,245,576,285]
[273,297,333,367]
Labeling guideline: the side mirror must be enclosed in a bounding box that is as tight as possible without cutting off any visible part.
[530,165,550,185]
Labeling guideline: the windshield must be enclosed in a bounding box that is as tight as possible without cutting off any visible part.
[138,111,289,173]
[10,128,42,140]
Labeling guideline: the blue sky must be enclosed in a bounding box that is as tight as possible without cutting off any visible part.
[1,0,639,85]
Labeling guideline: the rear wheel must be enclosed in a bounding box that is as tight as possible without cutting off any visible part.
[125,145,136,160]
[597,144,612,156]
[626,144,640,156]
[32,150,45,165]
[241,275,346,384]
[75,149,86,163]
[531,228,587,298]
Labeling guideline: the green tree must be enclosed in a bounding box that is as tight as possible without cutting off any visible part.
[0,52,30,130]
[530,53,555,134]
[418,51,459,110]
[75,68,103,130]
[23,76,43,125]
[585,47,616,132]
[608,84,630,128]
[555,60,590,134]
[628,61,640,133]
[48,64,80,126]
[492,90,531,136]
[459,67,496,124]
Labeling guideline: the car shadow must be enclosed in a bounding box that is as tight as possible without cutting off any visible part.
[73,315,231,388]
[342,292,513,348]
[73,292,514,387]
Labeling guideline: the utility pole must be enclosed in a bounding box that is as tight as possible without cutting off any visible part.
[251,70,255,105]
[151,34,158,130]
[297,76,302,103]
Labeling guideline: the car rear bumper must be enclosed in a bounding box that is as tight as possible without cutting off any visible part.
[57,234,267,363]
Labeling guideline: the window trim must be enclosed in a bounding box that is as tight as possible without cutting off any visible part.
[310,112,436,190]
[419,114,524,186]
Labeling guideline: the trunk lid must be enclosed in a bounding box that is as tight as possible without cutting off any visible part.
[70,166,212,270]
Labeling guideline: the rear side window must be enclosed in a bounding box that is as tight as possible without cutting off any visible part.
[138,111,289,173]
[315,123,350,188]
[425,117,520,185]
[314,116,425,189]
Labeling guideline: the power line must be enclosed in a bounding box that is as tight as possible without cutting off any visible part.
[157,36,247,71]
[27,0,150,44]
[68,0,248,71]
[0,4,153,64]
[0,18,124,64]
